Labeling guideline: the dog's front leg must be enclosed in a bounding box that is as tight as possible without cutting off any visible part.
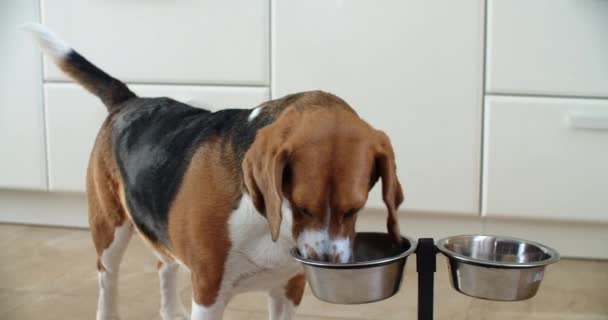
[268,274,306,320]
[190,299,225,320]
[190,268,227,320]
[268,289,296,320]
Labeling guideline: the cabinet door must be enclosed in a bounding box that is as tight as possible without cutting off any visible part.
[42,0,269,85]
[487,0,608,97]
[483,96,608,222]
[45,84,269,192]
[273,1,484,213]
[0,0,46,190]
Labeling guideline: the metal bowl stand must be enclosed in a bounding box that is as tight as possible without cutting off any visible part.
[416,238,437,320]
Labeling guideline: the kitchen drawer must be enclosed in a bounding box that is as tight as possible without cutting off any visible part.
[486,0,608,97]
[274,0,484,214]
[483,96,608,222]
[42,0,268,85]
[45,83,269,192]
[0,0,46,190]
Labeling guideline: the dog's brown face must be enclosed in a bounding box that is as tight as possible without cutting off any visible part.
[244,104,403,263]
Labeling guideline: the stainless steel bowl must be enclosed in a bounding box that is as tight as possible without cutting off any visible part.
[437,235,560,301]
[290,232,417,304]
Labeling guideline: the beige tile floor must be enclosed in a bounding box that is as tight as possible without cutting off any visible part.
[0,224,606,320]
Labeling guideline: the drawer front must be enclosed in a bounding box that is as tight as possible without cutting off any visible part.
[274,1,484,213]
[42,0,269,85]
[0,0,46,190]
[45,83,269,192]
[483,96,608,221]
[487,0,608,97]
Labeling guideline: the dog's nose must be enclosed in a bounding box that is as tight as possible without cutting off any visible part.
[329,253,341,263]
[303,249,334,262]
[329,251,353,263]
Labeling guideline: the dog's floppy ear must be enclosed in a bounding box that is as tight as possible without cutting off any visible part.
[373,130,404,244]
[243,126,292,242]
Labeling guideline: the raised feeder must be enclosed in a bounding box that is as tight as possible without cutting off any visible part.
[290,233,560,320]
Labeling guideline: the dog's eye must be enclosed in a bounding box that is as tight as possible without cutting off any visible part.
[344,209,358,220]
[299,208,313,217]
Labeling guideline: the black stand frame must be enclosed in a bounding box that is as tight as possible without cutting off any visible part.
[416,238,437,320]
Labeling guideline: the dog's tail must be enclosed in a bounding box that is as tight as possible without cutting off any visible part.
[22,23,135,111]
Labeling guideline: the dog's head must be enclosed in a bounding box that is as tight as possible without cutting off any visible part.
[243,93,403,263]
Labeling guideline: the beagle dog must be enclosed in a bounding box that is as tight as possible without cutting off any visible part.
[26,24,404,320]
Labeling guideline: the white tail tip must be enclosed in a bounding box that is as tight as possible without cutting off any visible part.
[20,23,71,59]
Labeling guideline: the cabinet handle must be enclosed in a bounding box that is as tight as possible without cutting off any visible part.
[567,112,608,130]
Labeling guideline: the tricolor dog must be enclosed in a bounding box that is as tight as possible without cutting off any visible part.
[26,24,404,320]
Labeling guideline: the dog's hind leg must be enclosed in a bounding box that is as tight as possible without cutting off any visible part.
[88,179,132,320]
[87,130,133,320]
[157,256,188,320]
[93,220,132,320]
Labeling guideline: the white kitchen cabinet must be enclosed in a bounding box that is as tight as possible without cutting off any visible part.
[0,0,46,190]
[487,0,608,97]
[42,0,269,85]
[483,95,608,222]
[273,0,484,213]
[45,83,269,192]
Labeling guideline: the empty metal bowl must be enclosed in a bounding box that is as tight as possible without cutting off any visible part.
[290,232,417,304]
[437,235,560,301]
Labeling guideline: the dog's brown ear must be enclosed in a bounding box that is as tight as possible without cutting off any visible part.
[374,130,404,244]
[243,127,291,242]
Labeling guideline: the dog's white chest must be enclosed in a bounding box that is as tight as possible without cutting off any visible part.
[222,195,301,295]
